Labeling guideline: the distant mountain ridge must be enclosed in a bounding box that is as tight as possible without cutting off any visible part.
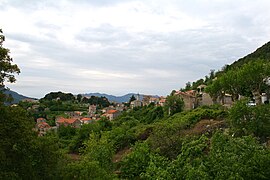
[82,93,159,103]
[3,89,36,104]
[2,89,159,104]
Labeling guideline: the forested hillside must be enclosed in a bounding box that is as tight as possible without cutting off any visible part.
[183,41,270,92]
[229,41,270,69]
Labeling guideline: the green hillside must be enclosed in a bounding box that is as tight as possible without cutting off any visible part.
[229,41,270,69]
[182,41,270,92]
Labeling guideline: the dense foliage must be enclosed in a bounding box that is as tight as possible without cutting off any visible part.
[229,99,270,138]
[229,41,270,69]
[81,95,110,107]
[0,29,20,87]
[41,91,75,101]
[206,60,270,104]
[4,101,270,179]
[0,29,20,103]
[164,92,184,115]
[0,105,63,179]
[182,41,270,93]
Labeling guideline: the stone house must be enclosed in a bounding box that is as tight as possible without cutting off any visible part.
[56,117,81,128]
[130,94,143,109]
[149,97,159,105]
[36,117,46,123]
[80,117,92,124]
[197,84,233,107]
[199,93,214,106]
[218,94,233,107]
[130,100,142,108]
[115,103,125,112]
[65,111,83,118]
[142,95,160,106]
[102,106,115,113]
[158,97,166,107]
[88,105,97,115]
[175,90,197,111]
[35,118,51,136]
[105,110,121,120]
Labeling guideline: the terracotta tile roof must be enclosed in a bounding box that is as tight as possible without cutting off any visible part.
[37,118,46,122]
[186,90,196,94]
[57,118,78,124]
[175,91,196,98]
[81,117,92,121]
[37,122,50,128]
[107,110,118,114]
[159,99,166,103]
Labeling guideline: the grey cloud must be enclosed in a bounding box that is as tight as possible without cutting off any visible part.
[8,22,267,92]
[7,33,43,44]
[4,0,270,97]
[76,24,132,45]
[34,21,61,31]
[1,0,59,11]
[75,24,249,80]
[66,0,132,7]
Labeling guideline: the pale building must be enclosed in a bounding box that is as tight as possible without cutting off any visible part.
[158,97,166,107]
[88,105,97,115]
[105,110,121,120]
[175,91,196,110]
[130,93,142,108]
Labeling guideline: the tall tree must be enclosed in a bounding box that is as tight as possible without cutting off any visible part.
[77,94,82,102]
[206,60,270,104]
[238,60,270,104]
[185,82,192,91]
[0,105,35,178]
[0,29,20,88]
[0,29,63,179]
[164,93,184,115]
[0,29,20,103]
[129,95,136,102]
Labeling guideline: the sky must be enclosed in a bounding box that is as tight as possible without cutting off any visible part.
[1,0,270,98]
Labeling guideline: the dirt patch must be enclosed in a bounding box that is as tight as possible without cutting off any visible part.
[182,119,226,136]
[137,127,153,140]
[112,146,132,163]
[68,153,81,161]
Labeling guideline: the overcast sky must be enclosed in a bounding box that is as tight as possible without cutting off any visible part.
[1,0,270,98]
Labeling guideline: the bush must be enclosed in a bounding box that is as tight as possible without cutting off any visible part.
[207,132,270,179]
[106,125,137,151]
[229,99,270,138]
[120,142,151,179]
[62,160,115,180]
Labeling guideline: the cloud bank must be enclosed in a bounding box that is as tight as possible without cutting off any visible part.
[1,0,270,97]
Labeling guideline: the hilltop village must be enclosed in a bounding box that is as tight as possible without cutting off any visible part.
[24,91,184,136]
[21,92,166,136]
[20,80,269,137]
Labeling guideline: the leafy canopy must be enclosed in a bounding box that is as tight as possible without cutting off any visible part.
[0,29,20,88]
